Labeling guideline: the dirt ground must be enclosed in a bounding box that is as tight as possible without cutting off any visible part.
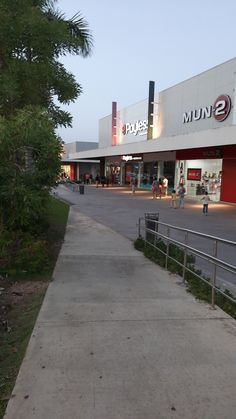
[0,277,48,332]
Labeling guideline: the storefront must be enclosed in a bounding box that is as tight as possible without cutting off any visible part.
[61,141,100,182]
[104,153,176,190]
[141,153,176,191]
[66,58,236,204]
[176,154,222,202]
[105,156,122,184]
[176,145,236,202]
[61,160,100,182]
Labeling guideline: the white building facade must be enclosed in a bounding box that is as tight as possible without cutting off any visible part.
[70,58,236,203]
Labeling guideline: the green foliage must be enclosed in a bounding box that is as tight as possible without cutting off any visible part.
[0,230,49,274]
[134,237,146,251]
[15,239,49,274]
[0,197,69,276]
[216,289,236,319]
[0,107,62,231]
[185,266,212,301]
[0,0,93,126]
[135,237,195,273]
[0,0,92,267]
[46,194,70,227]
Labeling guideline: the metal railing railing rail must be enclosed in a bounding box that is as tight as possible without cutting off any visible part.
[138,217,236,308]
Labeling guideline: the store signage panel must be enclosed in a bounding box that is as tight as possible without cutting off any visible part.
[183,94,231,124]
[122,155,142,162]
[122,119,148,136]
[202,148,222,158]
[187,168,202,181]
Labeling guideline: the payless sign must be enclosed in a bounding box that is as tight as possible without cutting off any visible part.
[122,119,148,136]
[183,94,231,124]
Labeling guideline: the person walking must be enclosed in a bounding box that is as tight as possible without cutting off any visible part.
[85,173,90,184]
[201,192,210,215]
[170,189,177,208]
[95,174,100,188]
[158,177,163,199]
[178,185,186,208]
[131,177,136,194]
[101,175,106,187]
[162,176,168,196]
[151,177,158,199]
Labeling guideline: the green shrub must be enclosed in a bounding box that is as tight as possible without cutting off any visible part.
[185,265,212,302]
[14,239,49,273]
[134,238,195,273]
[216,289,236,319]
[134,237,146,251]
[0,230,49,275]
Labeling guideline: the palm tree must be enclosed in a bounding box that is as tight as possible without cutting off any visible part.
[0,0,93,126]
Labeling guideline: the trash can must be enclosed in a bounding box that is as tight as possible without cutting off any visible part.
[79,184,85,195]
[145,212,159,243]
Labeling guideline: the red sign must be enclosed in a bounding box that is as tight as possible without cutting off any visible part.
[213,95,231,122]
[187,168,201,181]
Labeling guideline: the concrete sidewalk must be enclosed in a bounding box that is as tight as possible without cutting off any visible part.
[4,206,236,419]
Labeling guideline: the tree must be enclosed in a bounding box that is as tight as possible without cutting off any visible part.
[0,106,63,230]
[0,0,93,126]
[0,0,93,237]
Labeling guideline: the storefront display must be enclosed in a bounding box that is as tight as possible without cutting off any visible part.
[140,161,158,188]
[105,157,122,184]
[176,157,222,201]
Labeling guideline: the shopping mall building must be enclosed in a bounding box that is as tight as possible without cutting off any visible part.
[66,58,236,203]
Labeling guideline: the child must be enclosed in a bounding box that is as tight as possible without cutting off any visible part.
[201,192,210,215]
[170,189,177,208]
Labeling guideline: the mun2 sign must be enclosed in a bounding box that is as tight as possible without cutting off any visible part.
[183,94,231,124]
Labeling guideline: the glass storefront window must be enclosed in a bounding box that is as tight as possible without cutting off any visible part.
[140,162,158,189]
[105,160,121,184]
[176,159,222,202]
[61,164,71,179]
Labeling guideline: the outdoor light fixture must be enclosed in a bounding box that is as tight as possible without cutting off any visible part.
[147,81,155,140]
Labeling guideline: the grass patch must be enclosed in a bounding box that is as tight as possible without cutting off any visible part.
[0,196,69,280]
[0,291,46,418]
[0,197,69,418]
[134,237,236,320]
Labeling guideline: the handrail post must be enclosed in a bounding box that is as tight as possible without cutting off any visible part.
[211,240,218,309]
[165,227,170,269]
[182,232,188,283]
[138,217,141,239]
[154,219,158,247]
[136,216,236,310]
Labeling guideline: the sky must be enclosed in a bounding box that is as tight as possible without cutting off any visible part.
[56,0,236,143]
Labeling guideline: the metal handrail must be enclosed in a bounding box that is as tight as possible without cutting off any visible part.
[145,227,236,274]
[139,217,236,247]
[138,217,236,308]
